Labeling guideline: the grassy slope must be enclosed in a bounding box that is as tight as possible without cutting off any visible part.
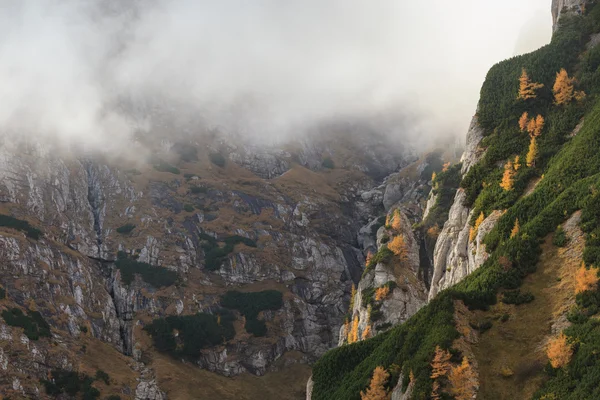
[312,4,600,399]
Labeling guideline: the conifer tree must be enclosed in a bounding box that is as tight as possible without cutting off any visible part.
[547,333,573,368]
[518,68,544,100]
[526,137,538,167]
[391,210,402,231]
[362,325,372,340]
[360,366,390,400]
[500,160,515,191]
[349,284,357,311]
[469,212,485,241]
[375,286,390,301]
[448,357,477,400]
[575,264,599,293]
[514,155,521,171]
[348,315,360,344]
[388,236,408,261]
[510,219,520,238]
[553,68,586,105]
[519,112,529,132]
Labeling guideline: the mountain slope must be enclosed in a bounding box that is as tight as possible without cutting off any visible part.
[311,2,600,399]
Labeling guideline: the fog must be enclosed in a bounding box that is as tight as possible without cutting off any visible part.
[0,0,552,152]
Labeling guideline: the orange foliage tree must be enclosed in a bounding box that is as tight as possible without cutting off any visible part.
[391,209,402,231]
[362,325,372,340]
[431,345,452,399]
[527,137,539,167]
[388,235,408,261]
[575,264,599,293]
[514,155,521,171]
[500,160,516,191]
[547,333,573,368]
[448,357,477,400]
[553,68,586,105]
[427,224,441,238]
[518,68,544,100]
[510,219,520,238]
[442,162,451,172]
[375,286,390,301]
[349,284,357,311]
[519,112,529,132]
[348,315,360,344]
[360,366,390,400]
[469,212,485,241]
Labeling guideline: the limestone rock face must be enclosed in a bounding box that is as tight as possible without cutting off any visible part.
[552,0,587,31]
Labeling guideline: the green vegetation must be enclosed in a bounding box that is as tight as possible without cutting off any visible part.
[362,246,393,277]
[322,157,335,169]
[42,369,105,399]
[95,370,110,385]
[313,6,600,399]
[209,152,226,167]
[115,223,136,234]
[361,282,397,324]
[153,160,181,175]
[199,233,257,271]
[190,185,208,194]
[0,286,5,300]
[553,225,568,247]
[221,290,283,337]
[2,308,50,340]
[184,204,195,212]
[0,214,43,239]
[145,311,235,358]
[115,252,178,288]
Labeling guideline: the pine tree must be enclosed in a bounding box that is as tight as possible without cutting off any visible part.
[518,68,544,100]
[526,137,538,167]
[469,212,485,241]
[547,333,573,368]
[360,366,390,400]
[500,160,515,191]
[448,357,477,400]
[519,112,529,132]
[575,264,599,293]
[510,219,520,238]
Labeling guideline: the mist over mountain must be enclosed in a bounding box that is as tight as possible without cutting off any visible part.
[0,0,551,152]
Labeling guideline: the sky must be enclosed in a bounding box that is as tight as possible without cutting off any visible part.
[0,0,553,151]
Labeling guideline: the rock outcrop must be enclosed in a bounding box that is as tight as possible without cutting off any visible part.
[552,0,587,31]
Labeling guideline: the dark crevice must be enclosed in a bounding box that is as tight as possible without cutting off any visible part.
[83,160,104,258]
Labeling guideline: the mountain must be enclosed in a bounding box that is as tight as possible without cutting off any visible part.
[310,1,600,399]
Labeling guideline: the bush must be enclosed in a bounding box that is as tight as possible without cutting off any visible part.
[0,214,43,239]
[116,224,136,234]
[200,234,257,271]
[2,308,51,340]
[209,152,226,167]
[0,287,5,300]
[221,290,283,337]
[145,311,235,358]
[501,290,535,305]
[115,253,178,288]
[95,370,110,385]
[190,186,207,194]
[42,370,99,399]
[184,204,194,212]
[153,160,181,175]
[553,225,568,247]
[322,157,335,169]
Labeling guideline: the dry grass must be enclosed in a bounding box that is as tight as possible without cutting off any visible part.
[471,212,584,400]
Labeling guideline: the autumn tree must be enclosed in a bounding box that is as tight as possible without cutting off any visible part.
[448,357,477,400]
[362,325,372,340]
[360,366,390,400]
[519,112,529,132]
[526,138,539,167]
[510,219,520,238]
[518,68,544,100]
[500,160,516,191]
[348,315,360,344]
[391,209,402,231]
[349,284,357,312]
[553,68,585,105]
[431,346,452,379]
[375,286,390,301]
[547,333,573,368]
[432,171,437,182]
[388,235,408,261]
[514,155,521,171]
[442,162,451,172]
[427,224,441,238]
[366,251,374,267]
[575,264,599,293]
[469,212,485,241]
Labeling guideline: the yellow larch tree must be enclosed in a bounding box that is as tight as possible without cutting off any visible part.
[348,315,360,344]
[360,366,391,400]
[500,160,516,191]
[431,346,452,379]
[366,251,374,267]
[362,325,372,340]
[427,224,441,238]
[349,284,357,312]
[442,162,451,172]
[448,357,477,400]
[343,318,350,339]
[469,212,485,241]
[510,219,520,238]
[534,115,545,137]
[526,137,539,167]
[553,68,574,105]
[547,333,573,368]
[514,155,521,171]
[432,171,437,182]
[375,286,390,301]
[388,235,408,261]
[575,264,599,294]
[519,112,529,132]
[518,68,544,100]
[391,209,402,231]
